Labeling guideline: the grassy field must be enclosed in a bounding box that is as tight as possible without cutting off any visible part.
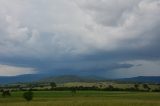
[0,91,160,106]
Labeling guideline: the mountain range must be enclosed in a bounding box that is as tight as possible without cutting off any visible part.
[117,76,160,83]
[0,74,160,84]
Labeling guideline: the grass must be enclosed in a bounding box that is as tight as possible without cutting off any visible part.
[0,91,160,106]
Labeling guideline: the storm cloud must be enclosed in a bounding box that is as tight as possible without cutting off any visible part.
[0,0,160,77]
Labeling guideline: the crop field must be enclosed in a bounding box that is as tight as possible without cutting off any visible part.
[0,91,160,106]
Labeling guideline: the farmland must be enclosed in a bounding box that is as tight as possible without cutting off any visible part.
[0,91,160,106]
[0,80,160,106]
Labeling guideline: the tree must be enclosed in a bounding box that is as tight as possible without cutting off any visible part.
[71,87,76,96]
[134,84,139,90]
[23,91,33,102]
[143,84,150,91]
[99,84,103,88]
[108,85,114,91]
[50,82,56,90]
[2,89,11,97]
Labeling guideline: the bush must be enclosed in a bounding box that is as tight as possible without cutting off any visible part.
[23,91,33,101]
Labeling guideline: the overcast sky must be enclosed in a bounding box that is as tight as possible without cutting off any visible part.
[0,0,160,78]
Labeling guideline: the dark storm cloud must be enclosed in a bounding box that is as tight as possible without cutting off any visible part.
[0,0,160,76]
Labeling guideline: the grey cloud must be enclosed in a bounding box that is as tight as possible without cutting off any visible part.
[75,0,141,26]
[0,0,160,77]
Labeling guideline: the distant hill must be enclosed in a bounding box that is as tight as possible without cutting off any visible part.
[0,74,105,84]
[118,76,160,83]
[0,74,160,84]
[39,75,105,83]
[0,74,46,84]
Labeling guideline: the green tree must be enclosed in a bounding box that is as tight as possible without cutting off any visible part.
[134,84,139,90]
[108,85,114,91]
[143,84,150,91]
[2,90,11,97]
[23,91,33,102]
[71,87,76,96]
[50,82,56,90]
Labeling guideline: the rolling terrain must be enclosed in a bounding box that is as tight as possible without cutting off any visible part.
[0,74,160,84]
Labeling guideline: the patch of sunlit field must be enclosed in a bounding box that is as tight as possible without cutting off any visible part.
[0,91,160,106]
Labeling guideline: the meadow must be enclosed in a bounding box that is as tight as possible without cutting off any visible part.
[0,91,160,106]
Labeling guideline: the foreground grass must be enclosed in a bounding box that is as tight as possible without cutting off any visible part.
[0,91,160,106]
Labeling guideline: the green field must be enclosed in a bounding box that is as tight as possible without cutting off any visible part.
[0,91,160,106]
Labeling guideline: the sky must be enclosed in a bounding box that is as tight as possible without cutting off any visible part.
[0,0,160,78]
